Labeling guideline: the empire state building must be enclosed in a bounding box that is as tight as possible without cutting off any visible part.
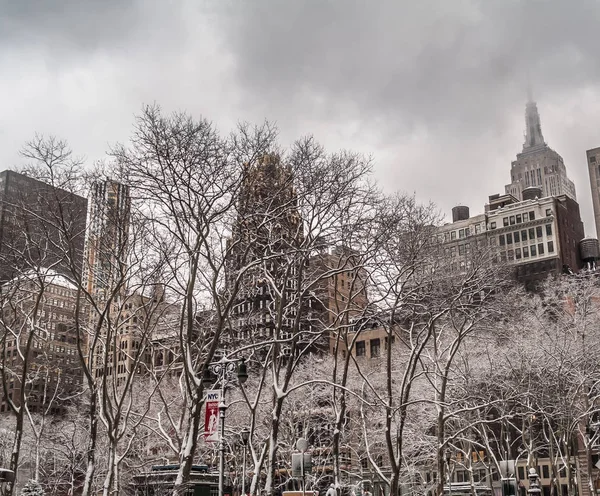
[505,97,577,201]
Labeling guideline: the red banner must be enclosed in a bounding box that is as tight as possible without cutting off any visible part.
[204,389,221,443]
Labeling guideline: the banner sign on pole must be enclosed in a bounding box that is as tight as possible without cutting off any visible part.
[204,389,221,443]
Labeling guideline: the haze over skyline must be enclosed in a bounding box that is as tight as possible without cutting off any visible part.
[1,0,599,234]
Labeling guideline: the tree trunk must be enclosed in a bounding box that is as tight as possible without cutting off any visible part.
[5,412,24,496]
[81,391,99,496]
[173,391,203,496]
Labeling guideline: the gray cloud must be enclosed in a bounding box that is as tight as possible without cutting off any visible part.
[1,0,599,234]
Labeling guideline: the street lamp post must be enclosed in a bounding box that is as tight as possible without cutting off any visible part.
[445,451,452,496]
[527,468,541,495]
[241,428,250,496]
[203,356,249,496]
[297,438,309,496]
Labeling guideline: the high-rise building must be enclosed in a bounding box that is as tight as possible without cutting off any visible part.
[225,154,305,350]
[586,147,600,238]
[505,99,577,202]
[83,179,131,298]
[0,170,88,282]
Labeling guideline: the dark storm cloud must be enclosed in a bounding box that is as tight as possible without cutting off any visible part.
[0,0,145,54]
[215,0,600,136]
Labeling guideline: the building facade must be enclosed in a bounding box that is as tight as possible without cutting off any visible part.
[586,147,600,238]
[224,154,306,351]
[83,179,131,299]
[309,245,369,355]
[505,100,576,202]
[486,192,584,281]
[0,170,88,282]
[435,193,584,286]
[0,270,82,415]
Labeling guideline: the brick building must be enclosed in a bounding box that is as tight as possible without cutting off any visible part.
[0,270,82,415]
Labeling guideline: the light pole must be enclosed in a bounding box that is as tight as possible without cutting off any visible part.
[445,451,452,496]
[297,438,309,496]
[241,428,250,496]
[203,356,249,496]
[527,468,541,495]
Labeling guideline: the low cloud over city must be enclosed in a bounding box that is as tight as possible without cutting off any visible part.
[2,0,600,231]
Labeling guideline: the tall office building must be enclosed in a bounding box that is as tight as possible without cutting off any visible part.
[586,147,600,238]
[0,170,88,281]
[505,99,577,202]
[83,179,131,298]
[225,154,305,348]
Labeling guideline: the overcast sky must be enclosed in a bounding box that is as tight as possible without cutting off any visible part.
[1,0,600,234]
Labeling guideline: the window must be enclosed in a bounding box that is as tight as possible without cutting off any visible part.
[503,217,509,227]
[499,235,505,246]
[356,341,365,357]
[458,244,465,255]
[529,228,535,240]
[531,244,537,256]
[514,231,520,243]
[459,229,465,239]
[521,230,528,241]
[370,339,380,358]
[444,232,449,242]
[536,226,543,238]
[506,233,513,244]
[490,221,496,229]
[523,246,529,258]
[546,224,552,236]
[548,241,554,253]
[518,467,525,480]
[523,212,529,222]
[538,243,544,255]
[516,214,522,223]
[546,208,552,216]
[542,465,550,479]
[529,211,535,220]
[475,224,481,234]
[465,227,470,236]
[510,216,515,225]
[507,249,514,260]
[451,231,456,240]
[515,248,522,259]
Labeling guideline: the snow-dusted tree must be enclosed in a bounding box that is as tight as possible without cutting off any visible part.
[0,138,87,496]
[112,106,283,495]
[19,479,44,496]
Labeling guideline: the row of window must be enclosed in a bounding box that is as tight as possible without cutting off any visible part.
[443,223,484,242]
[497,224,552,246]
[489,208,552,230]
[499,242,554,262]
[355,337,396,357]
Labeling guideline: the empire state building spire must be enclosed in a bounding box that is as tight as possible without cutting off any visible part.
[505,95,577,202]
[523,96,546,150]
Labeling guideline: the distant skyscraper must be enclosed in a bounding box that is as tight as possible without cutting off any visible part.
[83,179,130,298]
[505,98,577,202]
[586,147,600,238]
